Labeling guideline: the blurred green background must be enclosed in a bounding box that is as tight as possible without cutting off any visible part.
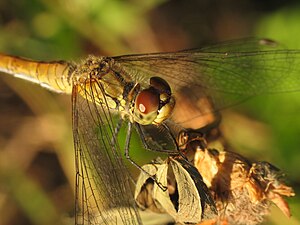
[0,0,299,224]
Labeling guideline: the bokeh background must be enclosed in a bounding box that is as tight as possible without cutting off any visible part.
[0,0,300,224]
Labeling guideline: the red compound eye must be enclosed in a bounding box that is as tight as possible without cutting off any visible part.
[135,89,159,114]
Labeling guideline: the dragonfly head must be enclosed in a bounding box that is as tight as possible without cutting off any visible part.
[132,77,175,125]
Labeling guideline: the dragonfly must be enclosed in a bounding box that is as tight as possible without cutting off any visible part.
[1,38,300,224]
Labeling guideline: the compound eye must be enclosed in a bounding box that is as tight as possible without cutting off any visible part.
[135,89,159,114]
[150,77,171,94]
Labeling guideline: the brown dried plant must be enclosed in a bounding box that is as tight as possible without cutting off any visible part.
[177,131,295,225]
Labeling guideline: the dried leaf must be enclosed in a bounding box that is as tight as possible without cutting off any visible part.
[135,157,217,224]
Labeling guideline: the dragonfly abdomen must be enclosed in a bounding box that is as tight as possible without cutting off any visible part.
[0,53,74,93]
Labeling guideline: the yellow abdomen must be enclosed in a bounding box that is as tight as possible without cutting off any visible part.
[0,53,75,93]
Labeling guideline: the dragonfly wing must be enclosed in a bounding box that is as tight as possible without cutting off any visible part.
[113,38,300,126]
[72,84,142,225]
[135,123,178,152]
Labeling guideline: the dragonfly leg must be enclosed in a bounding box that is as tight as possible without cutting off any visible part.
[124,121,167,191]
[110,118,123,147]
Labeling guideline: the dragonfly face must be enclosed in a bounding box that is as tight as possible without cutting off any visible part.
[132,76,175,125]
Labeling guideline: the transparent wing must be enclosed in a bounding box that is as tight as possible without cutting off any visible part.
[112,38,300,125]
[72,82,141,225]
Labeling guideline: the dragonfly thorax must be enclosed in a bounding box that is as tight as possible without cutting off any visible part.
[75,56,130,111]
